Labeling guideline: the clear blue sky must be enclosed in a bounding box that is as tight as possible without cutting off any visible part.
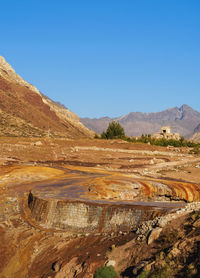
[1,0,200,118]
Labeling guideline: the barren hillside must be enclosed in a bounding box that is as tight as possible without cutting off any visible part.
[191,123,200,142]
[0,56,93,138]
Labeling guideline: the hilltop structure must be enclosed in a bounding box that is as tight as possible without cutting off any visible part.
[153,126,180,140]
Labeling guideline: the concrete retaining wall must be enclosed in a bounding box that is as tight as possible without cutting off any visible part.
[28,192,165,233]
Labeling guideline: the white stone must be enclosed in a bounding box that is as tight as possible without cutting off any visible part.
[106,260,116,267]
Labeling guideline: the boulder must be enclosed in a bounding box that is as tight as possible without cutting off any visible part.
[147,227,162,245]
[106,260,116,267]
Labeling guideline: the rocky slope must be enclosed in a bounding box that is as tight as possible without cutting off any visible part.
[81,105,200,138]
[0,56,93,138]
[108,203,200,278]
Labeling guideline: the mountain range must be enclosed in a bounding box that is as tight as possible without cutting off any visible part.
[0,56,93,138]
[81,105,200,139]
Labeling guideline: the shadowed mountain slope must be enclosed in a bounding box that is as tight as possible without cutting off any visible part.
[0,56,93,138]
[191,123,200,142]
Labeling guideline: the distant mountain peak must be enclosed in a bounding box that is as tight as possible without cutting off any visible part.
[80,105,200,138]
[179,104,193,111]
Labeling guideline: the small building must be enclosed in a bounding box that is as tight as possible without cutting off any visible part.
[161,126,171,135]
[153,126,180,140]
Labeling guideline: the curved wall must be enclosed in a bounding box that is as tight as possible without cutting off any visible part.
[28,192,172,233]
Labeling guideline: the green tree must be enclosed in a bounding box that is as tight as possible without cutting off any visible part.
[101,121,125,139]
[94,266,118,278]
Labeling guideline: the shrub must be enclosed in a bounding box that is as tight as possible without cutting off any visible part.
[135,134,200,149]
[94,265,118,278]
[136,270,150,278]
[150,266,174,278]
[101,121,125,139]
[94,133,100,139]
[189,146,200,155]
[156,229,179,250]
[101,131,107,139]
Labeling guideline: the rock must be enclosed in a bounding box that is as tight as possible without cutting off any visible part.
[188,263,195,270]
[132,261,148,275]
[111,244,115,250]
[159,251,165,260]
[143,261,154,272]
[52,261,60,272]
[34,141,42,146]
[134,257,140,265]
[170,247,180,257]
[147,227,162,245]
[138,235,146,241]
[106,260,116,267]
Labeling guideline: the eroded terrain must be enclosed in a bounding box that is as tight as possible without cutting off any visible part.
[0,138,200,277]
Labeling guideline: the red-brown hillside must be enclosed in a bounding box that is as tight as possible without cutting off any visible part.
[0,56,93,138]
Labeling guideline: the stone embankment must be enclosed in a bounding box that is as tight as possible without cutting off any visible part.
[135,202,200,243]
[28,192,183,233]
[28,166,200,233]
[26,165,200,233]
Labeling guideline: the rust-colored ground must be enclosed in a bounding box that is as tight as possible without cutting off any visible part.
[0,137,200,277]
